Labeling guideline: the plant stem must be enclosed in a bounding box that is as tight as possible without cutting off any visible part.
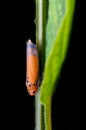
[35,0,52,130]
[35,0,47,130]
[36,0,46,73]
[35,89,44,130]
[44,96,52,130]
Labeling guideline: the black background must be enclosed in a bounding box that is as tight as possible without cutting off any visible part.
[2,0,83,130]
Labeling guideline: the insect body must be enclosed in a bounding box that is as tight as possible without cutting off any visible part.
[26,39,39,96]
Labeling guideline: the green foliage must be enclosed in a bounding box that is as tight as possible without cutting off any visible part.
[35,0,75,130]
[46,0,65,59]
[40,0,75,105]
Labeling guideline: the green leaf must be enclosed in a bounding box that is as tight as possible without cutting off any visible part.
[46,0,65,59]
[40,0,75,105]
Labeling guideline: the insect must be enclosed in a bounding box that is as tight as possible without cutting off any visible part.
[26,39,39,96]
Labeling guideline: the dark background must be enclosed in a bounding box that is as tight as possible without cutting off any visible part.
[2,0,83,130]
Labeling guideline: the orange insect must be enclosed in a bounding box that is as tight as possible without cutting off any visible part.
[26,39,39,96]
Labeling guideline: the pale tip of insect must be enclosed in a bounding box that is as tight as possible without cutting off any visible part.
[27,39,32,44]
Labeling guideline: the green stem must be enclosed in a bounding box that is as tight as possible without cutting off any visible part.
[35,0,52,130]
[44,96,52,130]
[36,0,46,73]
[35,89,44,130]
[35,0,47,130]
